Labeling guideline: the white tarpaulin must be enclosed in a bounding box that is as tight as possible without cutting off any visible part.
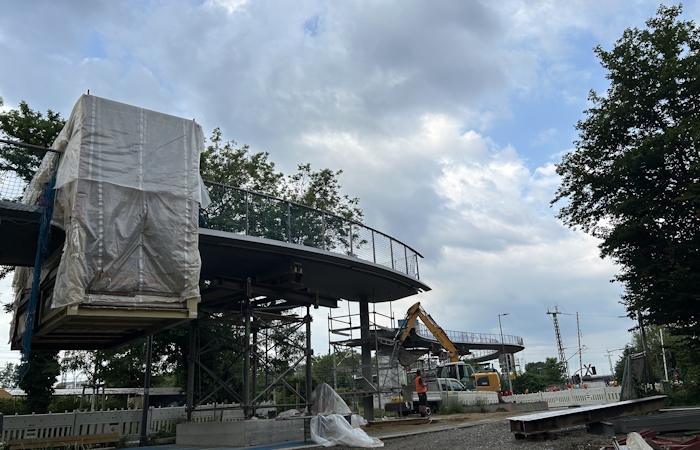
[310,383,383,448]
[13,95,208,312]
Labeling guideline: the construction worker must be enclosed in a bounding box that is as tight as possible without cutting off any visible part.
[415,370,428,417]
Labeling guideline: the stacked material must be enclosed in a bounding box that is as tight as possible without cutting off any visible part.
[13,95,208,315]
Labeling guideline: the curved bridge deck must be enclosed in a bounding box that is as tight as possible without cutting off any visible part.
[1,181,429,349]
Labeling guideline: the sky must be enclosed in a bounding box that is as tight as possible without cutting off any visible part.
[1,0,694,382]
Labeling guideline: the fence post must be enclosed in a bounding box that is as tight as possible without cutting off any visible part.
[245,191,249,235]
[390,239,394,269]
[287,202,291,243]
[371,230,376,263]
[349,223,353,256]
[404,246,408,275]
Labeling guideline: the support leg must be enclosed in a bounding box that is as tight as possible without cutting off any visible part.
[187,320,197,421]
[252,328,257,417]
[243,306,251,418]
[360,296,374,421]
[305,306,313,413]
[140,335,153,446]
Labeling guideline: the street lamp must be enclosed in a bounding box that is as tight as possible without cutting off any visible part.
[498,313,513,393]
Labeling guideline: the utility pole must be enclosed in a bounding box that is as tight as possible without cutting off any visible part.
[637,310,655,383]
[498,313,513,393]
[577,312,582,385]
[660,328,669,382]
[605,350,615,376]
[547,306,570,381]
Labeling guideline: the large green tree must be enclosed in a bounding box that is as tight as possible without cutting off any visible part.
[553,5,700,345]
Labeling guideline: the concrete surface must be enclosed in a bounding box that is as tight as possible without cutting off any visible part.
[176,418,306,447]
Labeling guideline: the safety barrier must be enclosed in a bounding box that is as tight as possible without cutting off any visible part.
[1,402,276,442]
[501,386,621,407]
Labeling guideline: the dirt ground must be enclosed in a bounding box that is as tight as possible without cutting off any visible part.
[366,415,614,450]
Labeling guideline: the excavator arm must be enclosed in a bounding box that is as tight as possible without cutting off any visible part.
[396,302,460,362]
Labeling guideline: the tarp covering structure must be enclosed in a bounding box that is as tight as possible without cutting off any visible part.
[310,383,383,448]
[12,95,208,320]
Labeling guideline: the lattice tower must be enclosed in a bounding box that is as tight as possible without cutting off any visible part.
[547,306,570,379]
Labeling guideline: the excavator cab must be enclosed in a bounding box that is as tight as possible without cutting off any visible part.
[436,362,476,389]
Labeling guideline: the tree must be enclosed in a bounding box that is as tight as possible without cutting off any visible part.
[524,358,567,386]
[200,127,284,195]
[0,100,65,183]
[0,363,18,388]
[552,5,700,345]
[18,350,60,413]
[0,100,65,282]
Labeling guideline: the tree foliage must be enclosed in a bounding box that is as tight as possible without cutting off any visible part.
[0,100,65,183]
[18,350,60,414]
[513,358,567,394]
[552,5,700,344]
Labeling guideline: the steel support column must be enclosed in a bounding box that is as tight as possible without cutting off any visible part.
[305,306,313,413]
[186,320,197,421]
[243,304,251,418]
[359,296,374,421]
[140,335,153,446]
[251,329,257,417]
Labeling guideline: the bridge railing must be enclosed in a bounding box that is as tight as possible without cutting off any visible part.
[201,181,422,279]
[414,323,524,347]
[1,153,423,280]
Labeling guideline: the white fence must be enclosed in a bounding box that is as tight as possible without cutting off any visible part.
[502,386,621,407]
[1,403,275,442]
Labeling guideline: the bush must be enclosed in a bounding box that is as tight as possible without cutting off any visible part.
[445,400,464,414]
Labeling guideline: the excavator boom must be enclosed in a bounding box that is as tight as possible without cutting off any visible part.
[396,302,460,362]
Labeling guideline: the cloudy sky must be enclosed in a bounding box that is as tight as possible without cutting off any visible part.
[2,0,693,380]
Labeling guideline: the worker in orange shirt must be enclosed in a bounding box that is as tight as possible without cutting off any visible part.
[415,370,428,418]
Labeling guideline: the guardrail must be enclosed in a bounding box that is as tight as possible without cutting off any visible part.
[201,181,422,279]
[501,386,621,407]
[1,402,275,442]
[414,323,524,347]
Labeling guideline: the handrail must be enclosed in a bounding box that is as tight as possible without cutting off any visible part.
[201,180,423,280]
[414,323,524,347]
[202,180,424,259]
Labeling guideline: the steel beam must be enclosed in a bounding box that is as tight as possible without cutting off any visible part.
[509,396,667,436]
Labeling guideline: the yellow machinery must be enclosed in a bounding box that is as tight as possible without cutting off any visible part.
[396,302,501,392]
[396,302,461,362]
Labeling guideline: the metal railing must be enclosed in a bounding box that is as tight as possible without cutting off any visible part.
[201,181,422,279]
[1,155,424,280]
[414,323,524,347]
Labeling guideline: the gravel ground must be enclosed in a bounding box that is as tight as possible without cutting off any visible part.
[378,419,613,450]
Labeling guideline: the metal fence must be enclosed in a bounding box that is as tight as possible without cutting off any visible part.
[1,402,276,442]
[201,181,422,279]
[414,323,524,347]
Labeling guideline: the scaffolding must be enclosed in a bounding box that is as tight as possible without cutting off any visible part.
[327,302,403,418]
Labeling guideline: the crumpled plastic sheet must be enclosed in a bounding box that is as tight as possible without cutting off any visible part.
[309,383,382,448]
[310,415,383,448]
[311,383,352,416]
[625,432,654,450]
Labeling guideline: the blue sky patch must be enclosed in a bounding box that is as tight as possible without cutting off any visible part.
[304,15,320,37]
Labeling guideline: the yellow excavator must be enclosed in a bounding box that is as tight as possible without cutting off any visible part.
[395,302,501,392]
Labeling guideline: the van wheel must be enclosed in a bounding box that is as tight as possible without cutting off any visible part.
[426,403,437,416]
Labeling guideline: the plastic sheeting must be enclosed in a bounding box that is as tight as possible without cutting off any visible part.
[309,383,383,448]
[13,95,208,312]
[626,432,654,450]
[310,415,383,448]
[312,383,352,416]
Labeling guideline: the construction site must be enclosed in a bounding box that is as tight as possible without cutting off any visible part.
[0,95,698,450]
